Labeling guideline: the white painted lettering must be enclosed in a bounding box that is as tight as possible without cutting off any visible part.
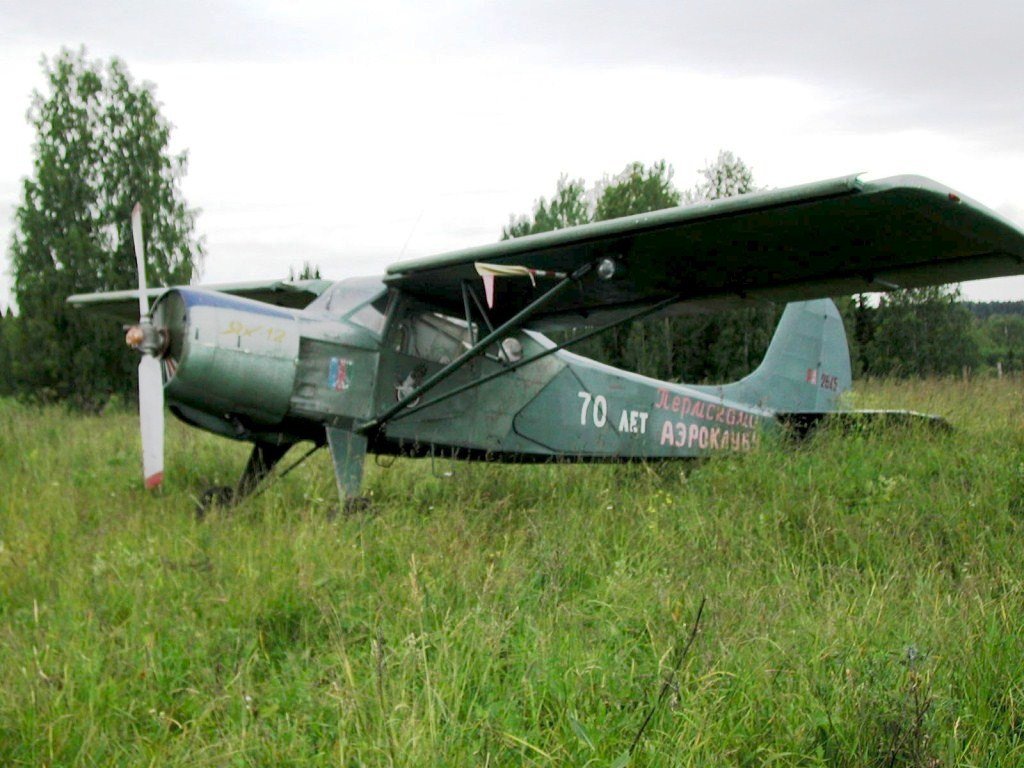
[578,391,592,426]
[660,420,675,446]
[593,395,608,427]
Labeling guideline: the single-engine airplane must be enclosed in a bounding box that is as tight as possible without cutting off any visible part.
[69,175,1024,510]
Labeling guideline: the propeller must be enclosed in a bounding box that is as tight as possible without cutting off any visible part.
[126,203,165,490]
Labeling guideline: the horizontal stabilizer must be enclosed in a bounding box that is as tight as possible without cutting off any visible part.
[67,278,332,323]
[777,409,952,438]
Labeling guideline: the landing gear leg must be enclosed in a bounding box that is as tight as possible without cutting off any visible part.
[236,442,293,500]
[196,441,292,518]
[326,426,369,514]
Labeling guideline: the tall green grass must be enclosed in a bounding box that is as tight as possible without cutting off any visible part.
[0,378,1022,766]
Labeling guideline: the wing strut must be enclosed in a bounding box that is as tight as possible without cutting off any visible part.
[358,262,593,435]
[466,282,495,334]
[460,279,496,343]
[461,281,477,344]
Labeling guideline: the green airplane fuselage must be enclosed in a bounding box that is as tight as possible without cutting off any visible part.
[153,277,848,475]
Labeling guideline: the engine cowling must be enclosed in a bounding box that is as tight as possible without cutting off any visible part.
[152,288,300,426]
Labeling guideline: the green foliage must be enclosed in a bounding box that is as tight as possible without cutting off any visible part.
[865,286,980,377]
[1,378,1023,764]
[842,294,876,377]
[8,48,203,405]
[502,175,591,239]
[595,160,681,220]
[963,300,1024,320]
[975,313,1024,372]
[0,309,15,397]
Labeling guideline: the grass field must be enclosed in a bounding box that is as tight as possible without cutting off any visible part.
[1,378,1022,766]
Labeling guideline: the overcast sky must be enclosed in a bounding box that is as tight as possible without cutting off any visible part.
[2,0,1024,311]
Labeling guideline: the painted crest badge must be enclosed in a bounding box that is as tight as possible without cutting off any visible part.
[328,357,352,391]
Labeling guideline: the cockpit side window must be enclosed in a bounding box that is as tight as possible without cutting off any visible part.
[347,294,390,335]
[306,278,390,336]
[386,297,477,364]
[406,313,473,363]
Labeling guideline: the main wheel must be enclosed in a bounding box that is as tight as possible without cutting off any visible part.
[195,485,235,519]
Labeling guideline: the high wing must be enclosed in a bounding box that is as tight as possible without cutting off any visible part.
[68,278,332,323]
[385,175,1024,328]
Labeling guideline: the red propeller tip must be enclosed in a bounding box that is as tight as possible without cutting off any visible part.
[145,472,164,490]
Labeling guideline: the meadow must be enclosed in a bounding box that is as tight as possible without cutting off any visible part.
[0,378,1022,766]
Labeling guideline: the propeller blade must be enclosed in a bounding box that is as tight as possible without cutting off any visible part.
[132,203,165,490]
[138,354,165,489]
[131,202,149,317]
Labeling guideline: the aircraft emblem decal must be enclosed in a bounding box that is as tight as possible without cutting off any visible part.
[328,357,352,391]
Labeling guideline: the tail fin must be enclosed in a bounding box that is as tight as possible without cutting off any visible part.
[718,299,852,412]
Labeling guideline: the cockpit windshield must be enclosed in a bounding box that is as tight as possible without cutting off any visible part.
[306,277,390,334]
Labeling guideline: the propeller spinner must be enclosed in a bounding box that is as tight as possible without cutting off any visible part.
[126,203,165,490]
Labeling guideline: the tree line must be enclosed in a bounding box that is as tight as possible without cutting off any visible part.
[1,51,1020,406]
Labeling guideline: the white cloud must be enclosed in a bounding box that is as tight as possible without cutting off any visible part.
[453,1,1024,148]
